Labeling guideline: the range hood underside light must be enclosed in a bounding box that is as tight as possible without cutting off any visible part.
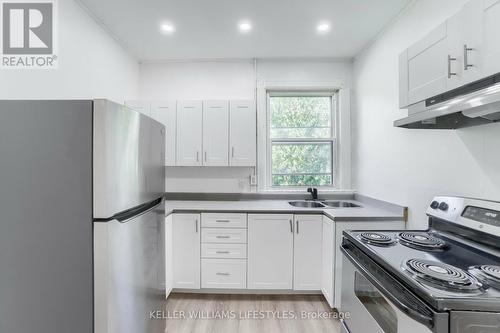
[395,75,500,129]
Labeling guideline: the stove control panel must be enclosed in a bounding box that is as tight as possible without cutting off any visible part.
[462,206,500,227]
[427,196,463,221]
[428,196,500,237]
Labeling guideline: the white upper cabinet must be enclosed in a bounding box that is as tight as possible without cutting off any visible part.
[459,0,484,84]
[480,0,500,77]
[127,99,256,167]
[247,214,294,290]
[150,101,177,166]
[400,23,449,107]
[229,100,256,166]
[202,101,229,166]
[177,101,203,166]
[293,215,322,291]
[445,12,464,90]
[399,0,500,108]
[125,100,151,117]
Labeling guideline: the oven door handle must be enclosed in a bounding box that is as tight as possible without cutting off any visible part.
[341,245,435,329]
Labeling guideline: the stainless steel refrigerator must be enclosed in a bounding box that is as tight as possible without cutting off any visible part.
[0,100,165,333]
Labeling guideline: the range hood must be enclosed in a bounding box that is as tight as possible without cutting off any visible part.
[395,73,500,129]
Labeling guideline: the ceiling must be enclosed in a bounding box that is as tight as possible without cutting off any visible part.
[77,0,411,62]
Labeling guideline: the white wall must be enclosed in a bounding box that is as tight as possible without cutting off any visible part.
[353,0,500,228]
[139,59,353,193]
[0,0,139,103]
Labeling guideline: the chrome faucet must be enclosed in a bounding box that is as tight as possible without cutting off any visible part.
[307,187,318,200]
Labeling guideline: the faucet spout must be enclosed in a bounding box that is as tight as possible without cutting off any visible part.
[307,187,318,200]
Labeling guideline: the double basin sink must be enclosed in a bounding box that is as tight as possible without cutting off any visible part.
[289,200,361,208]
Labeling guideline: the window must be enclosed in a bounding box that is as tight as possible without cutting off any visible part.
[268,92,336,187]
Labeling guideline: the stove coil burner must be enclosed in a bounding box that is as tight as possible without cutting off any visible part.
[469,265,500,290]
[404,259,482,293]
[359,232,395,246]
[398,232,446,250]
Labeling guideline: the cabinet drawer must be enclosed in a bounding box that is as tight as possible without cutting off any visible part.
[201,243,247,259]
[201,259,247,289]
[201,228,247,244]
[201,213,247,228]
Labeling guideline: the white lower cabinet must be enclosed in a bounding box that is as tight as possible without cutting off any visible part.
[321,216,335,307]
[172,214,201,289]
[200,213,248,289]
[201,259,247,289]
[247,214,294,289]
[164,215,174,297]
[293,215,323,291]
[168,211,405,306]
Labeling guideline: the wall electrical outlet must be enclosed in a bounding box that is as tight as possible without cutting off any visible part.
[250,174,257,185]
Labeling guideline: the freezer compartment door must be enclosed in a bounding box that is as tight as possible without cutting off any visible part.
[93,99,165,218]
[94,203,164,333]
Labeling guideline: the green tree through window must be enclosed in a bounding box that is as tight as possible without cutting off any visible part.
[269,95,335,187]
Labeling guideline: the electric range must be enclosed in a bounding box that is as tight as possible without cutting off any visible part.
[339,196,500,333]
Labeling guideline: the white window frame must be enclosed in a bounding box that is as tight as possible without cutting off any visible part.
[256,81,351,192]
[267,91,337,189]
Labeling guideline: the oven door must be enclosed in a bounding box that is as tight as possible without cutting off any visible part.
[340,241,448,333]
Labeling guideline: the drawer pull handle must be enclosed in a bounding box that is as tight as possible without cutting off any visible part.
[216,272,230,276]
[216,235,230,239]
[216,220,230,223]
[216,251,230,254]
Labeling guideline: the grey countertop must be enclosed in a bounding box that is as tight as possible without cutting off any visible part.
[165,199,406,222]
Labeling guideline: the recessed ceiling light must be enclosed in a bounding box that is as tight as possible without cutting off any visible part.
[238,21,252,33]
[317,22,331,34]
[160,22,175,34]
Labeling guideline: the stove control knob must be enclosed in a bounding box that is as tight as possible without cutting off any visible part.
[438,202,449,211]
[430,201,440,209]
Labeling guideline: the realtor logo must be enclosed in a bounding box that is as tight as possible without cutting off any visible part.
[1,0,57,68]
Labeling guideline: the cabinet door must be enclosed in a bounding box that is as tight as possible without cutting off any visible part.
[446,12,464,90]
[293,215,322,291]
[229,100,256,166]
[247,214,294,289]
[172,214,200,289]
[459,0,484,84]
[405,22,449,105]
[164,215,173,297]
[202,101,229,166]
[177,101,202,166]
[482,0,500,77]
[151,102,176,166]
[125,101,151,117]
[321,216,335,307]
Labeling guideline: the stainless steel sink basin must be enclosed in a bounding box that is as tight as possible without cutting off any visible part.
[289,201,325,208]
[322,201,361,208]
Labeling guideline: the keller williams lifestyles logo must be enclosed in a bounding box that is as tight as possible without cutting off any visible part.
[1,0,58,69]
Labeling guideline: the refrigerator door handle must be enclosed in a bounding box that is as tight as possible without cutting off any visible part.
[94,197,163,223]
